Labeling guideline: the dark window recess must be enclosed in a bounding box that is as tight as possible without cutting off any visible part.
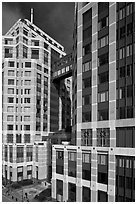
[116,127,135,148]
[56,165,64,174]
[98,172,108,184]
[8,61,14,67]
[83,8,92,25]
[98,16,108,31]
[83,77,91,88]
[81,129,92,146]
[7,125,13,130]
[68,183,76,202]
[98,2,109,14]
[127,23,133,36]
[120,26,125,39]
[82,187,91,202]
[16,134,21,143]
[97,128,110,147]
[98,191,108,202]
[119,66,125,78]
[83,26,92,40]
[31,49,39,59]
[25,62,31,67]
[98,53,108,66]
[98,71,109,84]
[56,179,63,200]
[83,43,91,56]
[44,42,48,49]
[82,111,91,122]
[98,109,108,121]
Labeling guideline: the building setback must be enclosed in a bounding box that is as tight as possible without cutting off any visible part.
[2,18,68,182]
[52,2,135,202]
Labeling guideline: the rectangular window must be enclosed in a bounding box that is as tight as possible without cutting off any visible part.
[83,26,92,40]
[16,134,21,143]
[127,44,133,57]
[98,35,108,49]
[82,112,91,122]
[68,152,76,161]
[5,47,13,58]
[7,106,14,112]
[26,146,33,162]
[127,23,133,36]
[82,77,91,88]
[98,71,109,84]
[8,61,14,67]
[127,3,133,16]
[24,89,31,94]
[23,37,28,45]
[8,97,14,103]
[24,125,30,131]
[24,134,30,143]
[98,16,108,31]
[56,151,64,160]
[98,53,108,66]
[98,109,108,121]
[24,80,31,85]
[17,146,24,163]
[24,106,30,112]
[7,134,13,143]
[119,7,125,20]
[7,115,14,121]
[82,61,92,72]
[82,95,91,105]
[23,28,28,36]
[81,129,92,146]
[120,26,125,39]
[31,49,39,59]
[24,98,30,103]
[24,116,30,121]
[119,47,125,59]
[83,43,91,56]
[97,128,110,147]
[8,79,14,85]
[31,40,39,46]
[116,127,134,148]
[25,62,31,67]
[127,64,133,77]
[98,91,108,102]
[24,71,31,77]
[8,88,14,94]
[23,46,28,58]
[8,70,14,76]
[5,39,13,45]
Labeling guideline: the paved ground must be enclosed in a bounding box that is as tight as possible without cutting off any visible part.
[2,182,51,202]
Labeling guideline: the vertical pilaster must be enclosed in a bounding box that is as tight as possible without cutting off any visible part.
[76,147,82,202]
[91,149,98,202]
[63,147,68,201]
[52,146,56,200]
[77,8,83,146]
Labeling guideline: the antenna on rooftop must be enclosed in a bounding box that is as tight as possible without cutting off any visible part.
[31,8,33,24]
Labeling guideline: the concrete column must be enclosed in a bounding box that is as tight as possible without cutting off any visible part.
[76,147,82,202]
[12,167,17,182]
[23,166,27,180]
[13,144,16,163]
[108,150,116,202]
[63,147,68,201]
[91,149,97,202]
[52,146,56,199]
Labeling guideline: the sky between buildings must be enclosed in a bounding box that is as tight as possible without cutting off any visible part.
[2,2,75,54]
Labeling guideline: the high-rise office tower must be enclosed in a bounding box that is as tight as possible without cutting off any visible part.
[2,17,67,183]
[52,2,135,202]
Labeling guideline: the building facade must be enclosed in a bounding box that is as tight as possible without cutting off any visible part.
[2,18,66,182]
[52,2,135,202]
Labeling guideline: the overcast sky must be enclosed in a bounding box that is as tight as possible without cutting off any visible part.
[2,2,75,53]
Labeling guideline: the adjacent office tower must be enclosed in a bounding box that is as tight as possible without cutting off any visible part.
[52,2,135,202]
[2,18,66,182]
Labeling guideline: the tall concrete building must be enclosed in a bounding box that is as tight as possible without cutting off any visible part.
[2,17,68,183]
[52,2,135,202]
